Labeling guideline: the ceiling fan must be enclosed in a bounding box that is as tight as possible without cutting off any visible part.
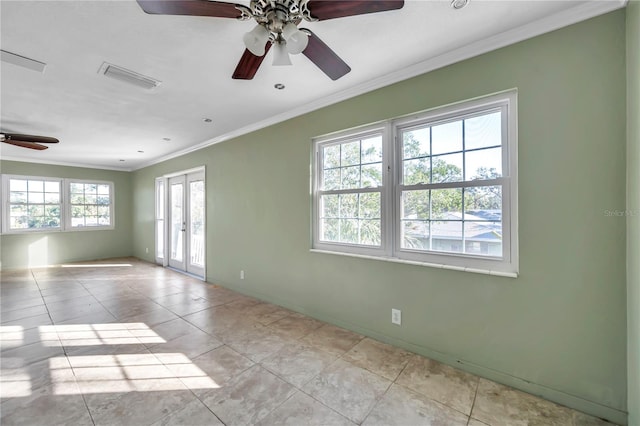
[0,133,60,150]
[136,0,405,80]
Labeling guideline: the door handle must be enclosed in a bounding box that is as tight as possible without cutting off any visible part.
[181,221,186,232]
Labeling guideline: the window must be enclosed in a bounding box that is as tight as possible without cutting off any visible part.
[312,91,518,275]
[155,178,165,261]
[6,177,62,231]
[315,126,387,255]
[68,181,113,228]
[1,175,115,233]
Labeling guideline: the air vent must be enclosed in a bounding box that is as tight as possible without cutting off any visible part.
[1,50,46,73]
[98,62,161,90]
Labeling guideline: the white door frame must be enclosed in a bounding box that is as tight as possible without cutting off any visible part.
[155,166,206,280]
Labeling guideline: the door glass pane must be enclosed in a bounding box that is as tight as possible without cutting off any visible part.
[190,180,205,267]
[171,183,183,262]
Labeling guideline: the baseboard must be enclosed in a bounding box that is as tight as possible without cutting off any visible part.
[211,277,628,426]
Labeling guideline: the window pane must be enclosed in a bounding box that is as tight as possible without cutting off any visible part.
[464,221,502,256]
[465,186,502,216]
[465,147,502,180]
[45,192,60,203]
[360,219,381,245]
[361,163,382,188]
[28,180,44,192]
[157,219,164,258]
[341,141,360,166]
[97,195,110,205]
[29,205,44,217]
[70,183,84,193]
[465,111,501,150]
[71,193,84,204]
[84,194,97,205]
[431,188,463,220]
[402,220,429,249]
[190,180,205,267]
[432,121,462,155]
[156,181,165,219]
[97,184,110,194]
[339,219,359,244]
[431,154,463,183]
[403,128,429,159]
[10,205,27,216]
[10,179,27,191]
[431,221,463,253]
[359,193,380,219]
[86,216,98,226]
[11,217,28,229]
[402,190,430,220]
[45,206,59,217]
[44,181,59,193]
[339,194,358,218]
[321,218,339,242]
[72,217,84,227]
[321,195,339,218]
[361,136,382,164]
[403,158,430,186]
[10,192,27,203]
[323,168,340,191]
[28,192,44,204]
[340,166,360,189]
[323,144,340,169]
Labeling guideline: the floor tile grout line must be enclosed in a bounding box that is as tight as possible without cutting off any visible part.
[467,378,481,425]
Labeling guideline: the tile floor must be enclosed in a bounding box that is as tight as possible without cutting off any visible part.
[0,258,615,426]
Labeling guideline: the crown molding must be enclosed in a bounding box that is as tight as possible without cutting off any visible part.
[0,155,132,172]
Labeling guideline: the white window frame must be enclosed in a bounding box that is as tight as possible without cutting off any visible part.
[1,174,115,234]
[65,179,115,231]
[1,175,63,233]
[312,122,392,258]
[311,90,518,276]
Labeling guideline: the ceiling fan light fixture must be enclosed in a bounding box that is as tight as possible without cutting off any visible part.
[243,24,270,56]
[272,42,292,66]
[282,23,309,55]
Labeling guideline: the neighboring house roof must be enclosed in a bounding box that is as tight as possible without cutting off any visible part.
[404,210,502,241]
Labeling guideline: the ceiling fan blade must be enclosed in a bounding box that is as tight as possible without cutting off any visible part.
[3,133,59,144]
[301,30,351,81]
[307,0,404,20]
[2,139,49,150]
[137,0,244,18]
[232,43,272,80]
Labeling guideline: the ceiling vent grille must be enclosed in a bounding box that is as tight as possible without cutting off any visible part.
[1,50,46,73]
[98,62,161,90]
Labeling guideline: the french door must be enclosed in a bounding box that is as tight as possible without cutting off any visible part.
[156,168,205,279]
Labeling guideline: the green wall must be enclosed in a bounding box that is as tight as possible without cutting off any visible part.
[627,2,640,425]
[131,11,625,424]
[0,160,133,269]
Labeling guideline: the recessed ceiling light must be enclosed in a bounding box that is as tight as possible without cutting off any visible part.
[274,83,285,90]
[162,137,171,141]
[203,118,213,123]
[451,0,469,9]
[119,159,125,162]
[137,150,144,153]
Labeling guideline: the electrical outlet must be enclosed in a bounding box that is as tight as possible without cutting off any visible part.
[240,270,245,280]
[392,308,402,325]
[145,247,149,254]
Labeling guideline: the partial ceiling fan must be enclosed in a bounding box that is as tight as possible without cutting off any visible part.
[0,133,60,150]
[137,0,404,80]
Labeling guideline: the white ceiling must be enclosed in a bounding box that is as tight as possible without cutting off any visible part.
[0,0,624,171]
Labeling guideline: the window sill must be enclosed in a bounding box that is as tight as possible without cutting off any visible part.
[309,249,518,278]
